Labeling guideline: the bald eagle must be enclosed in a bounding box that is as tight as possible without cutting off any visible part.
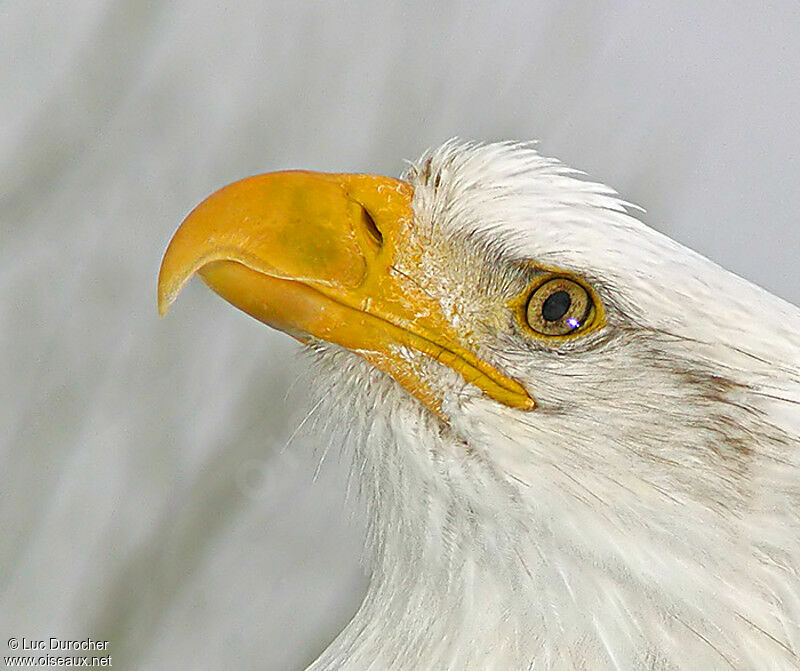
[159,141,800,670]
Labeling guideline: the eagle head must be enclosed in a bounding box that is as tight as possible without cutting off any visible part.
[159,141,800,670]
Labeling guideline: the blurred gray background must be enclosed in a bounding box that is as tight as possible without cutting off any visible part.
[2,1,798,669]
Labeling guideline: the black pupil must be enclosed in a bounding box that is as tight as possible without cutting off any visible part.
[541,290,571,322]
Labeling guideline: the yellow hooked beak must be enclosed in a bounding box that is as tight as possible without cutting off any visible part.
[158,170,533,415]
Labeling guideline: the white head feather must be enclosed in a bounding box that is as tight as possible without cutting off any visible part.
[301,141,800,670]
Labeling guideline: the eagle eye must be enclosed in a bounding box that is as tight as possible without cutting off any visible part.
[525,277,595,336]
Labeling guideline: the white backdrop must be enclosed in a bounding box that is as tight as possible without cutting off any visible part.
[2,2,799,669]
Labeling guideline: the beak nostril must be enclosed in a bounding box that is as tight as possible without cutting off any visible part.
[361,207,383,247]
